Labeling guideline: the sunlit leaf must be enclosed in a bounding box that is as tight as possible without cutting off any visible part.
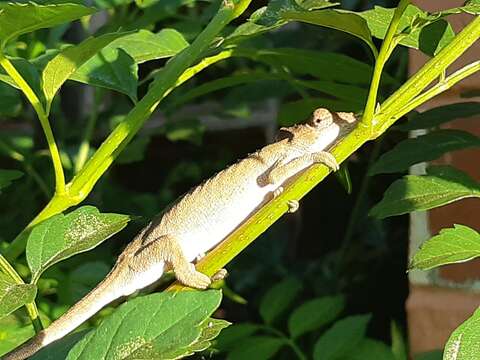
[370,166,480,219]
[281,9,376,56]
[444,307,480,360]
[65,290,223,359]
[369,130,480,175]
[26,206,130,283]
[42,32,130,110]
[0,2,96,46]
[0,272,36,320]
[410,224,480,271]
[398,103,480,131]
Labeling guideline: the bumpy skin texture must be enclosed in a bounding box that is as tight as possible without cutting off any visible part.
[3,108,356,360]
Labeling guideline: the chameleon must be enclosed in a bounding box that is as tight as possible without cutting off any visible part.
[3,108,357,360]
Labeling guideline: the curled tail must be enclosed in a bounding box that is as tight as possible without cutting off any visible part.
[2,265,128,360]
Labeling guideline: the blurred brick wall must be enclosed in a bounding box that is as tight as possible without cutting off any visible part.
[407,0,480,355]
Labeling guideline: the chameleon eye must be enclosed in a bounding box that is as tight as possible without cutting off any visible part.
[310,108,332,127]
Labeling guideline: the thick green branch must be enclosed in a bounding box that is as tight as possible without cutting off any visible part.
[375,15,480,135]
[168,14,480,291]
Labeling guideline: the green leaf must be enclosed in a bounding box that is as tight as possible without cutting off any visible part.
[0,57,45,106]
[255,0,338,27]
[369,130,480,175]
[189,318,231,353]
[0,314,35,356]
[254,48,380,85]
[0,170,23,191]
[104,29,189,64]
[42,32,131,111]
[370,166,480,219]
[65,29,187,98]
[259,277,302,324]
[94,0,134,9]
[170,70,279,108]
[358,5,455,56]
[0,272,37,320]
[295,80,368,106]
[444,307,480,359]
[339,339,396,360]
[227,336,285,360]
[30,330,91,360]
[281,9,376,56]
[70,48,138,101]
[0,83,21,117]
[65,290,223,359]
[216,323,261,351]
[335,163,353,194]
[0,2,96,47]
[226,7,285,44]
[313,314,371,360]
[398,103,480,131]
[410,224,480,271]
[288,295,345,339]
[391,321,407,360]
[26,206,130,283]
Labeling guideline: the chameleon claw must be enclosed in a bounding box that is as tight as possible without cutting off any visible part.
[287,200,299,213]
[273,186,284,198]
[211,268,228,282]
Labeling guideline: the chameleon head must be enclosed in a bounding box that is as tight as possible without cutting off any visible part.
[305,108,357,152]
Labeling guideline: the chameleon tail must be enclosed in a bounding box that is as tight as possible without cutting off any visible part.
[2,265,128,360]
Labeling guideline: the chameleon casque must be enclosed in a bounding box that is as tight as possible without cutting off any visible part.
[4,108,357,359]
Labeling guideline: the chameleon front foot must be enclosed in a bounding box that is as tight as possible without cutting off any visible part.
[312,151,339,171]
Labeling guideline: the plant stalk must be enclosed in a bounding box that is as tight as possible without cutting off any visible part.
[0,53,66,195]
[0,254,43,332]
[362,0,410,133]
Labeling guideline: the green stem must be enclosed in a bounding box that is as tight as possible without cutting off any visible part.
[375,15,480,136]
[0,53,66,195]
[0,254,43,332]
[167,12,480,291]
[75,90,100,173]
[397,60,480,119]
[362,0,410,133]
[260,326,307,360]
[286,339,307,360]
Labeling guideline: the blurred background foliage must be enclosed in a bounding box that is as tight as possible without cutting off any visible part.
[0,0,424,358]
